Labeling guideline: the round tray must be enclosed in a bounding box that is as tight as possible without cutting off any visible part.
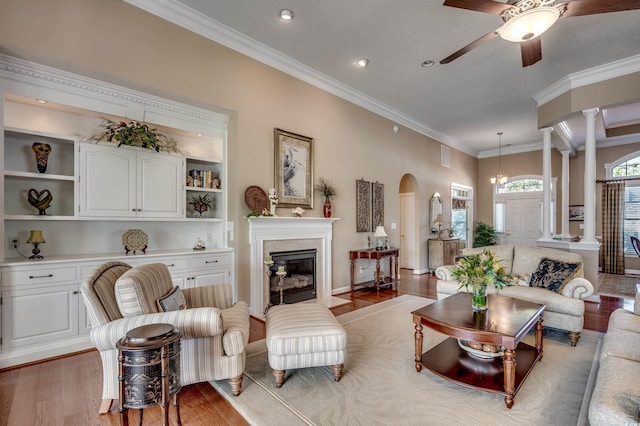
[458,339,504,359]
[244,185,268,212]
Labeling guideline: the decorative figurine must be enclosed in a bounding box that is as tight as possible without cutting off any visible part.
[28,188,53,215]
[292,207,305,217]
[268,187,278,216]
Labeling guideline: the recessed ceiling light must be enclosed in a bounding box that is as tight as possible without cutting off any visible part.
[356,58,369,67]
[421,60,435,68]
[280,9,294,20]
[36,99,47,104]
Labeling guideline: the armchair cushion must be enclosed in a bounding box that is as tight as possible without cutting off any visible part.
[157,286,187,312]
[529,258,581,293]
[115,263,173,316]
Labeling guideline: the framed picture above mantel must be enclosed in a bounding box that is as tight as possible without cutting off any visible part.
[274,128,314,209]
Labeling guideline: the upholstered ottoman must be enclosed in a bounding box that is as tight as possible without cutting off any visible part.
[265,303,347,387]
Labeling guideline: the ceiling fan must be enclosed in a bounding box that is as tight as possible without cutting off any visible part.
[440,0,640,67]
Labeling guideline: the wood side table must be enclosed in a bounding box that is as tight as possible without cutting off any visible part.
[349,247,399,292]
[117,323,182,426]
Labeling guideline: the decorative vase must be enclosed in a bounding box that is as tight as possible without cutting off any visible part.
[471,285,488,311]
[193,203,208,218]
[323,199,332,218]
[32,142,52,173]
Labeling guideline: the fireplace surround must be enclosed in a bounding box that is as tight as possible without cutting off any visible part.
[248,217,338,317]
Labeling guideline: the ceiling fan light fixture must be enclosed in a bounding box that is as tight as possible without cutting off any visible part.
[498,7,559,42]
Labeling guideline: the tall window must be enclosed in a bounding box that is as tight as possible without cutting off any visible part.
[451,184,472,246]
[609,154,640,254]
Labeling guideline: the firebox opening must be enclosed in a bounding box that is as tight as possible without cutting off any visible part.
[269,249,317,305]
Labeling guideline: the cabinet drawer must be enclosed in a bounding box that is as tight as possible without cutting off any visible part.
[2,266,77,287]
[144,257,190,272]
[190,253,230,270]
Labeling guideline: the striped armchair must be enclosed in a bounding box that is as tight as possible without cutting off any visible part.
[81,261,249,414]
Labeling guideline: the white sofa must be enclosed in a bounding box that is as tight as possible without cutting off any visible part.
[435,245,594,346]
[588,292,640,425]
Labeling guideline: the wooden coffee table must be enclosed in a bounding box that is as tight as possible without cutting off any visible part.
[412,292,545,408]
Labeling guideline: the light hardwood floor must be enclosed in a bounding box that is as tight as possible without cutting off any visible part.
[0,271,633,426]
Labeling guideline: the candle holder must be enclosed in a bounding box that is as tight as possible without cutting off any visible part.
[275,270,287,305]
[263,260,274,316]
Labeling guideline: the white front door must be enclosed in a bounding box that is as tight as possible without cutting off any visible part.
[504,197,541,246]
[400,193,416,269]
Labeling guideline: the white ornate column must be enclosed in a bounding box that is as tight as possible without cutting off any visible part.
[581,108,599,245]
[561,150,571,238]
[539,127,553,241]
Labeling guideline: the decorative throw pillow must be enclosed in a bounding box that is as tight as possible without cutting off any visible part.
[157,286,187,312]
[529,258,581,293]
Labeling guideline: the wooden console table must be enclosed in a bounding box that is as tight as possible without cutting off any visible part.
[349,247,399,292]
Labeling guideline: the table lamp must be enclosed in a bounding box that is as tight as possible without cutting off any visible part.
[27,230,45,260]
[433,213,444,238]
[373,225,387,250]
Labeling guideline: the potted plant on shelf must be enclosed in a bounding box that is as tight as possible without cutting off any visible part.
[86,117,181,153]
[189,193,213,218]
[315,177,337,218]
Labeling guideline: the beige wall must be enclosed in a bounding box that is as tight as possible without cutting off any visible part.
[0,0,477,302]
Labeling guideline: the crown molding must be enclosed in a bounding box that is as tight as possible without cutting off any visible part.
[123,0,478,157]
[477,141,543,158]
[534,54,640,107]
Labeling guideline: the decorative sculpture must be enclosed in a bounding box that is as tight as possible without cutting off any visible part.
[268,188,278,216]
[28,188,53,215]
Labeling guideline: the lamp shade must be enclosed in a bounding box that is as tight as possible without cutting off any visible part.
[434,213,444,224]
[373,225,387,238]
[498,8,559,42]
[27,230,45,244]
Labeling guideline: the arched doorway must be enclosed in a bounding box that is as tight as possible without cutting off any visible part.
[399,174,419,270]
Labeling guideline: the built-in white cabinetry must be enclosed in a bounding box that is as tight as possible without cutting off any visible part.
[0,249,233,368]
[0,55,232,368]
[78,142,185,218]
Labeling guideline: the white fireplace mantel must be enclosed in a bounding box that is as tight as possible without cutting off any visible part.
[248,217,339,317]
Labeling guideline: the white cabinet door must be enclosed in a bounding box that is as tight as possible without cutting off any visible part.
[193,270,228,287]
[137,152,184,218]
[79,143,136,217]
[1,284,79,349]
[79,143,184,218]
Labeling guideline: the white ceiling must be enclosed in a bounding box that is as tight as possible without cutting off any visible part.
[126,0,640,158]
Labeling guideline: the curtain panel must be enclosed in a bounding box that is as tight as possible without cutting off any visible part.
[600,182,625,274]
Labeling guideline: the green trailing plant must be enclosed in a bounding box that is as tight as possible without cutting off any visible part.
[315,177,337,202]
[87,117,181,153]
[473,221,498,247]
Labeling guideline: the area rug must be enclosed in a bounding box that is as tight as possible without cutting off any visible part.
[597,273,640,299]
[211,295,602,426]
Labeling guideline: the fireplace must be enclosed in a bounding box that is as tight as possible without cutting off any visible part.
[269,249,317,305]
[248,217,338,317]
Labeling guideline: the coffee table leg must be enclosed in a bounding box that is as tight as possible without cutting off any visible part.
[535,316,544,360]
[503,348,516,409]
[413,314,423,372]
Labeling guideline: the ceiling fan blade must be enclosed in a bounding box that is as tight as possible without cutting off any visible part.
[440,30,499,64]
[443,0,511,15]
[561,0,640,18]
[521,38,542,67]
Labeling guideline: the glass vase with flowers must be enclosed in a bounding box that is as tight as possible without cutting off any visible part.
[451,249,514,311]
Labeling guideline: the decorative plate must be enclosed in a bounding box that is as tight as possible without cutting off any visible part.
[122,229,148,254]
[457,339,504,359]
[244,185,268,212]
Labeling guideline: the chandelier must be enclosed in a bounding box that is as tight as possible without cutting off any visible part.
[490,132,508,186]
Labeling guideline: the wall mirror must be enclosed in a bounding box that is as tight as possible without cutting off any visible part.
[430,193,443,231]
